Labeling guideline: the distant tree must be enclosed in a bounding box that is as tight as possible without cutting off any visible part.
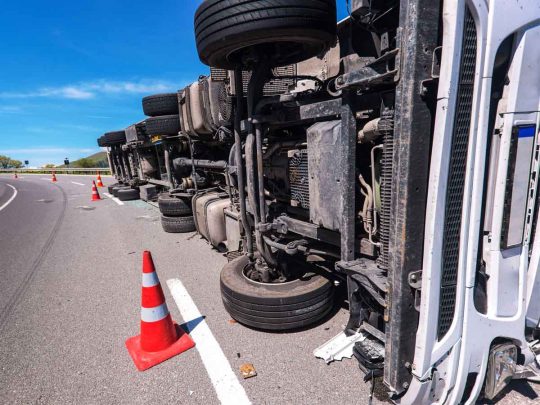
[43,164,56,168]
[10,159,23,168]
[0,155,24,168]
[0,155,11,168]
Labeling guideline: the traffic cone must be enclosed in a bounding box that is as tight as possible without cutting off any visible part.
[91,181,101,201]
[51,172,57,182]
[125,251,195,371]
[96,173,104,188]
[13,173,18,179]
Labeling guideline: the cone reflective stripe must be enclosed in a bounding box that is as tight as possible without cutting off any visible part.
[51,172,57,182]
[91,181,101,201]
[125,251,195,371]
[96,173,104,187]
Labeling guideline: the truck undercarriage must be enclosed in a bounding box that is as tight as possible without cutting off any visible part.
[97,1,540,402]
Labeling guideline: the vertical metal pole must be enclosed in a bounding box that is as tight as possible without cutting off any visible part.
[164,144,174,188]
[384,0,441,395]
[340,94,357,262]
[234,68,254,259]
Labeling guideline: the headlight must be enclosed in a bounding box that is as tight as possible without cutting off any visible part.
[484,343,517,400]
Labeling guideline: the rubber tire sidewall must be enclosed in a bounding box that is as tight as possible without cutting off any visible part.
[146,115,181,136]
[158,194,192,216]
[117,188,140,201]
[161,215,196,233]
[142,93,179,117]
[220,255,334,331]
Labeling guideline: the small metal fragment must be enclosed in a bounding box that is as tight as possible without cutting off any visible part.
[76,206,95,211]
[239,363,257,379]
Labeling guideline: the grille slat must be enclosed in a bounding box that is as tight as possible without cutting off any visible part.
[438,8,477,338]
[289,149,310,209]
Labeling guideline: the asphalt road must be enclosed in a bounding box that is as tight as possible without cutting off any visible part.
[0,174,538,405]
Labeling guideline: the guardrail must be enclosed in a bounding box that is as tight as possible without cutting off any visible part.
[0,168,112,175]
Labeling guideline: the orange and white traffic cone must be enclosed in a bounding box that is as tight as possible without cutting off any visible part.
[51,172,57,182]
[125,251,195,371]
[96,173,104,188]
[91,181,101,201]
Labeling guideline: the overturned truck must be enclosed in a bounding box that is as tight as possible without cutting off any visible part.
[98,0,540,403]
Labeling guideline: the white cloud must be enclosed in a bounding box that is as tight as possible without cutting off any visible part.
[0,147,95,154]
[0,105,24,114]
[0,79,177,100]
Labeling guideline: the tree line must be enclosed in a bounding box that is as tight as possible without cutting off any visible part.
[0,155,23,169]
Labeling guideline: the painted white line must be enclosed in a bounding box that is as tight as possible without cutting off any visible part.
[71,181,85,186]
[0,184,18,212]
[102,192,124,206]
[167,278,251,405]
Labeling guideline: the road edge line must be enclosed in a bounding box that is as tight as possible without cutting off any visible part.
[102,192,124,206]
[0,184,18,212]
[166,278,251,405]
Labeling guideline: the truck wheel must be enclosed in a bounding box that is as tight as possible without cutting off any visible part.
[142,93,179,117]
[158,194,192,216]
[107,183,122,194]
[112,186,131,198]
[117,188,140,201]
[146,115,181,136]
[102,130,126,145]
[220,255,335,331]
[161,215,196,233]
[195,0,337,69]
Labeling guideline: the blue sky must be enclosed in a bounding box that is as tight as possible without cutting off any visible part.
[0,1,349,167]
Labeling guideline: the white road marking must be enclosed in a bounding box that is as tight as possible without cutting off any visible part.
[167,278,251,405]
[71,181,85,186]
[102,192,124,206]
[0,184,18,212]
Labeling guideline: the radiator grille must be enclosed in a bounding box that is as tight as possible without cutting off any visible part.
[210,67,228,81]
[289,149,310,209]
[211,66,297,96]
[438,8,477,339]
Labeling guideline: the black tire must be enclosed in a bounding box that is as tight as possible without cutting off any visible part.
[145,115,181,136]
[117,188,140,201]
[142,93,179,117]
[220,255,335,331]
[195,0,337,69]
[107,183,122,194]
[112,186,131,198]
[161,215,196,233]
[158,194,192,216]
[102,130,126,146]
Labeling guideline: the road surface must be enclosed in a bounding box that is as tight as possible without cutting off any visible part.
[0,174,537,404]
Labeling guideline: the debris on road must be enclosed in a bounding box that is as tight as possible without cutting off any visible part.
[76,206,96,211]
[313,331,366,364]
[239,363,257,379]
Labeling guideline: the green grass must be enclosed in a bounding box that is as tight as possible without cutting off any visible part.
[57,151,108,168]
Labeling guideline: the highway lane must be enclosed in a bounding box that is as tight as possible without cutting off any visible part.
[0,174,537,405]
[0,177,66,329]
